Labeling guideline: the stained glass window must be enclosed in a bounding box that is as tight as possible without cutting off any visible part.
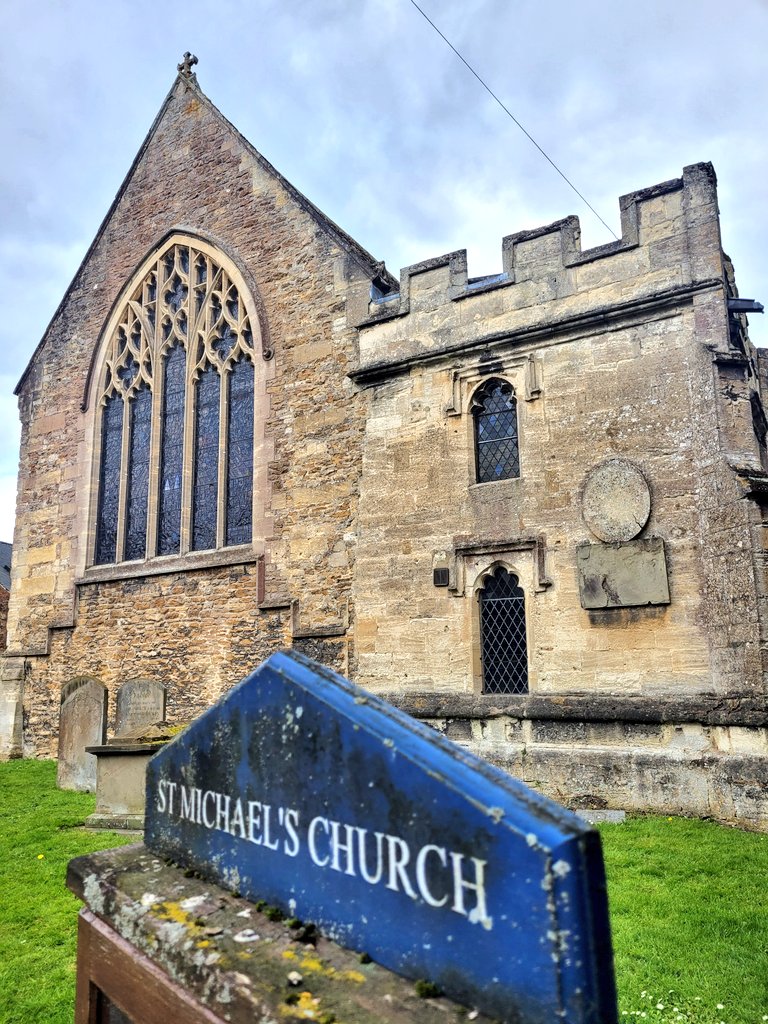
[125,385,152,561]
[92,238,260,566]
[192,366,220,551]
[479,567,528,694]
[158,344,186,556]
[473,380,520,483]
[95,394,124,565]
[226,356,254,546]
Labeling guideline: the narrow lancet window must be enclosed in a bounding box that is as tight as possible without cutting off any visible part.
[473,380,520,483]
[192,365,221,551]
[226,356,254,546]
[158,343,186,556]
[125,385,152,561]
[95,394,124,565]
[479,567,528,694]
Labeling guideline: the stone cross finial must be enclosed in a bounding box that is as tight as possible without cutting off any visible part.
[178,52,199,78]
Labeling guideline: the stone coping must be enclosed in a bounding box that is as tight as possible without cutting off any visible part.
[67,844,494,1024]
[378,692,768,727]
[85,743,162,755]
[83,814,145,832]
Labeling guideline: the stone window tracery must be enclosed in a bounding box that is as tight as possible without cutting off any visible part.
[472,379,520,483]
[93,239,259,566]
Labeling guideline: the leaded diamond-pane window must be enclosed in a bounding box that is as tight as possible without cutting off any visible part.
[226,356,255,546]
[192,366,221,552]
[94,394,124,565]
[473,380,520,483]
[92,237,260,565]
[124,385,152,561]
[479,567,528,694]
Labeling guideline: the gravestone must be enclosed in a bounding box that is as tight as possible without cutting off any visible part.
[57,678,108,791]
[115,678,166,737]
[145,650,617,1024]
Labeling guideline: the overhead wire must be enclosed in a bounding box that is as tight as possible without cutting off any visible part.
[407,0,619,240]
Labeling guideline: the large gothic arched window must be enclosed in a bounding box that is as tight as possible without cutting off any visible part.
[93,238,262,565]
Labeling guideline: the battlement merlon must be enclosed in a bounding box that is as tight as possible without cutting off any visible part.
[346,162,740,377]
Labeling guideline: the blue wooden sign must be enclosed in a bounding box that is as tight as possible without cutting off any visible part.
[144,651,617,1024]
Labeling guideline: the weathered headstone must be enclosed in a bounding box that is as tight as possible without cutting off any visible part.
[57,678,108,791]
[115,678,166,737]
[0,657,25,759]
[145,651,617,1024]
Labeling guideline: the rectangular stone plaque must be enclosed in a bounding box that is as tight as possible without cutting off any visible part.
[577,537,670,609]
[145,652,617,1024]
[115,678,166,737]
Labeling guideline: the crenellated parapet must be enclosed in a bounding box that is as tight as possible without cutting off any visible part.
[348,163,728,379]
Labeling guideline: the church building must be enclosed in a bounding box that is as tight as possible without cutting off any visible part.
[2,59,766,827]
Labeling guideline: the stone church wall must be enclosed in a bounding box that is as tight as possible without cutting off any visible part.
[4,76,368,757]
[347,163,768,826]
[2,73,766,826]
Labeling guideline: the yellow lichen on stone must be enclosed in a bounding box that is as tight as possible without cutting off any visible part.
[298,955,324,973]
[339,970,365,984]
[279,990,322,1019]
[155,901,198,929]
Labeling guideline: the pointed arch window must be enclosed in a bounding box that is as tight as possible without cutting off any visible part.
[93,239,262,566]
[472,379,520,483]
[478,567,528,694]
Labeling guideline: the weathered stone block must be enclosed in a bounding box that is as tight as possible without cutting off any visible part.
[577,538,670,609]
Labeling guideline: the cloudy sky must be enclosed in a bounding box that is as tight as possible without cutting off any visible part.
[1,0,767,543]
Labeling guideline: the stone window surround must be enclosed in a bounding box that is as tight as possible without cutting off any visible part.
[433,538,551,694]
[81,232,274,581]
[444,357,542,491]
[444,352,542,419]
[471,378,521,484]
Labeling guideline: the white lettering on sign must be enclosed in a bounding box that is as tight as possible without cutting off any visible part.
[154,779,493,929]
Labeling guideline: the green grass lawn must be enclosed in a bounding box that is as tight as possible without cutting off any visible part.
[598,815,768,1024]
[0,760,766,1024]
[0,760,133,1024]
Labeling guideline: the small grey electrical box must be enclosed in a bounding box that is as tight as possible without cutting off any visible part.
[433,568,450,587]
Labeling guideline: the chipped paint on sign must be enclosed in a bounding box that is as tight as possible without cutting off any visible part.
[144,650,617,1024]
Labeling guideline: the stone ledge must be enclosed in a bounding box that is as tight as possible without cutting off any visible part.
[67,844,494,1024]
[377,691,768,727]
[83,813,144,831]
[77,547,262,585]
[352,279,720,384]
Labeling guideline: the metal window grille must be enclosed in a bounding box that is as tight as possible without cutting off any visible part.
[473,380,520,483]
[479,567,529,694]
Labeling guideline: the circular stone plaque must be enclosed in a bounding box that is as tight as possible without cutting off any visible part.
[581,458,651,543]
